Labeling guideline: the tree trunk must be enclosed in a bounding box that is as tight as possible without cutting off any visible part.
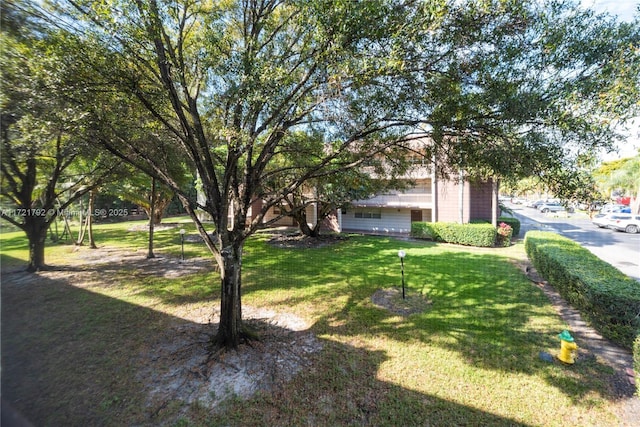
[25,216,49,272]
[147,177,156,259]
[292,208,319,237]
[141,198,170,224]
[87,190,97,249]
[215,241,244,348]
[153,209,163,225]
[76,206,87,246]
[491,178,499,227]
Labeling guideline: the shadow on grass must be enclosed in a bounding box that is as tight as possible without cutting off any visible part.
[242,237,626,405]
[2,268,531,426]
[205,341,531,427]
[0,253,28,273]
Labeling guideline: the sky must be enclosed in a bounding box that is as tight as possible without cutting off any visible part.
[581,0,638,21]
[580,0,639,160]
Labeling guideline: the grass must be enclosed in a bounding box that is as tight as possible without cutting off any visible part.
[0,219,626,426]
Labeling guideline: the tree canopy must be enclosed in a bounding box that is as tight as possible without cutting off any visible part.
[14,0,640,347]
[1,0,117,270]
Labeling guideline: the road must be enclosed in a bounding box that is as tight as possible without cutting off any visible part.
[506,203,640,281]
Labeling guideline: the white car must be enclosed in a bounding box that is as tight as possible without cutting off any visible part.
[538,202,574,213]
[609,214,640,234]
[592,213,619,229]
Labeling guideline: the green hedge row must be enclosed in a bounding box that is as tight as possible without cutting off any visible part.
[411,222,496,247]
[524,231,640,350]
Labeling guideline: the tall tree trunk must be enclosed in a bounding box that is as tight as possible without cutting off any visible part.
[216,240,244,348]
[179,197,248,350]
[76,198,87,245]
[25,216,48,272]
[147,177,156,259]
[491,178,499,227]
[61,213,74,243]
[87,190,97,249]
[141,197,170,224]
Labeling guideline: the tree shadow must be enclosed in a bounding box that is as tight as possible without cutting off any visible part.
[242,238,630,406]
[2,267,532,426]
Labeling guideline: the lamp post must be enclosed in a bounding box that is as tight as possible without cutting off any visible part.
[398,250,406,299]
[179,229,186,261]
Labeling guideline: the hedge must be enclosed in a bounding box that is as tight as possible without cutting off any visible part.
[411,222,496,247]
[524,230,640,350]
[469,217,521,237]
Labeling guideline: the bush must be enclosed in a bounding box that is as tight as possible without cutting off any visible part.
[411,222,496,247]
[496,222,513,247]
[525,231,640,349]
[498,216,520,236]
[410,221,434,240]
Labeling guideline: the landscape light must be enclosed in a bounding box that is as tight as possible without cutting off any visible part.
[179,229,186,261]
[398,250,406,299]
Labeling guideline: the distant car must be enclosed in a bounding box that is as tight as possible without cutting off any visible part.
[609,214,640,234]
[592,213,621,229]
[538,202,573,213]
[527,199,548,209]
[600,204,630,214]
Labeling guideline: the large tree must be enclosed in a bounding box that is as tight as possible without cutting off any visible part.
[0,2,115,271]
[46,0,639,349]
[55,0,419,348]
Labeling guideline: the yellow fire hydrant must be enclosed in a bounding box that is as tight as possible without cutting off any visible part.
[557,330,578,364]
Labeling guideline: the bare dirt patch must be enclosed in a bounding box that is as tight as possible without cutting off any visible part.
[267,230,348,249]
[140,308,323,422]
[371,287,432,316]
[69,248,325,419]
[73,246,217,278]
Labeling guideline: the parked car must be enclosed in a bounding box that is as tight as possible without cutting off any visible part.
[538,202,573,213]
[609,214,640,234]
[527,199,555,209]
[592,213,621,229]
[600,204,630,214]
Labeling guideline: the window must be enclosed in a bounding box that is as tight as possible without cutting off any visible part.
[355,210,381,219]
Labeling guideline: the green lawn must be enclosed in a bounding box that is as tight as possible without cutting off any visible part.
[0,219,624,426]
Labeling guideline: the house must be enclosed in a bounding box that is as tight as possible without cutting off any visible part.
[197,144,498,234]
[247,163,497,235]
[340,165,497,235]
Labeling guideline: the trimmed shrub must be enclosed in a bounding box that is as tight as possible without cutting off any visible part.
[411,222,496,247]
[496,222,513,247]
[410,221,434,240]
[525,231,640,349]
[498,216,520,236]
